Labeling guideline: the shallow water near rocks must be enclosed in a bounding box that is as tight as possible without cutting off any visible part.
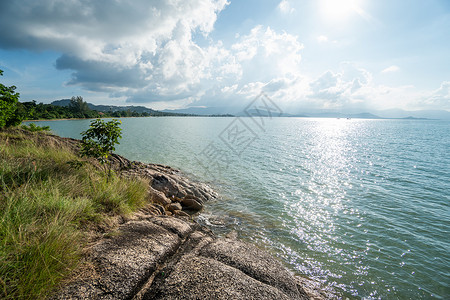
[28,117,450,299]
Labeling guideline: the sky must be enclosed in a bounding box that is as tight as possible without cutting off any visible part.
[0,0,449,113]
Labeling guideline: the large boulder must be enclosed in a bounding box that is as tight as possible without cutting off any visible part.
[149,254,295,300]
[53,216,314,300]
[199,238,307,299]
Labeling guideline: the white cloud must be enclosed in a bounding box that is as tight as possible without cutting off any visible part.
[381,65,400,73]
[0,1,445,112]
[278,0,295,14]
[317,35,329,43]
[0,0,230,103]
[231,26,304,79]
[419,81,450,110]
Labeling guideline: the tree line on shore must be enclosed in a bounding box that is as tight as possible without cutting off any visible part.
[18,97,157,120]
[1,69,186,127]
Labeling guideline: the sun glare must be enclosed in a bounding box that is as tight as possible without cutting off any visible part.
[320,0,361,21]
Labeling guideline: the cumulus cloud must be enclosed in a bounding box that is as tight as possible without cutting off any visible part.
[419,81,450,110]
[317,35,329,43]
[278,0,295,14]
[0,0,230,103]
[381,65,400,73]
[297,63,371,109]
[0,1,445,112]
[231,26,303,79]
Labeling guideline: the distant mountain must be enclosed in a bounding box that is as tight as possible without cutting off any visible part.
[237,109,308,118]
[50,99,198,116]
[291,111,382,119]
[51,99,450,120]
[374,109,450,120]
[401,116,429,120]
[51,99,158,114]
[162,107,235,116]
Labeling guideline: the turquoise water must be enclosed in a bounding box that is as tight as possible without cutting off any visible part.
[28,117,450,299]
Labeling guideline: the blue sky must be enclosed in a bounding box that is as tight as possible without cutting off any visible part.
[0,0,449,112]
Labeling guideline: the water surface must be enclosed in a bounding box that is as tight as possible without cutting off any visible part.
[29,117,450,299]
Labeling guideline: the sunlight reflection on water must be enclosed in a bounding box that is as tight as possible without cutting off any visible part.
[29,117,450,299]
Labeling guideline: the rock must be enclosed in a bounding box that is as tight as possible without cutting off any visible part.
[53,216,314,300]
[151,174,187,199]
[53,218,189,300]
[199,238,308,299]
[181,197,203,211]
[148,255,294,300]
[153,204,166,215]
[150,187,171,206]
[167,202,182,213]
[225,230,238,240]
[174,210,190,217]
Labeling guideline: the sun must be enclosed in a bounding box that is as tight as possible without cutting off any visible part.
[320,0,362,21]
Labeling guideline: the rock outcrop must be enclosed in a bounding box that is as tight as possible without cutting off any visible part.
[54,215,311,300]
[48,134,329,299]
[108,153,217,214]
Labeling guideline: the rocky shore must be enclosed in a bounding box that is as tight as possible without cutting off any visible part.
[50,135,329,299]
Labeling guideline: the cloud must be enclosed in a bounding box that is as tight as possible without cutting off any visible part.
[0,1,445,112]
[0,0,230,103]
[187,26,305,109]
[381,65,400,73]
[231,26,303,78]
[419,81,450,110]
[300,64,372,109]
[317,35,329,43]
[278,0,295,14]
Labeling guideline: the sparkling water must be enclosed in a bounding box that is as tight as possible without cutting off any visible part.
[28,117,450,299]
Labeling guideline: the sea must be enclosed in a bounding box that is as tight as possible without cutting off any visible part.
[26,117,450,299]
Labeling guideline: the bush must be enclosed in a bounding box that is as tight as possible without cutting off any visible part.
[80,119,122,178]
[0,69,23,128]
[21,123,51,132]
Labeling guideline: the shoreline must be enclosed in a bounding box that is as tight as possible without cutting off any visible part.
[1,127,332,299]
[51,132,332,299]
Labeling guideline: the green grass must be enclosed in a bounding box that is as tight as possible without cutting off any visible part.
[0,128,149,299]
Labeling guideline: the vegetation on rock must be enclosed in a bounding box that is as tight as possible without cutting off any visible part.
[80,118,122,178]
[0,69,23,128]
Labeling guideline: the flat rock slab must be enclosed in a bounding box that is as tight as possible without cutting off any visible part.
[53,216,313,300]
[54,217,193,300]
[148,254,295,300]
[199,238,308,299]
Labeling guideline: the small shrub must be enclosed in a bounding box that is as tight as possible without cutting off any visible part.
[21,123,51,132]
[80,119,122,178]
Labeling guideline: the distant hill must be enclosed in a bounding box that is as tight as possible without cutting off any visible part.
[50,99,193,116]
[161,106,236,116]
[51,100,450,120]
[52,99,157,114]
[236,109,308,118]
[51,100,236,117]
[374,109,450,120]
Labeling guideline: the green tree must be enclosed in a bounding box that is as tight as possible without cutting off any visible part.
[69,96,90,117]
[80,119,122,178]
[0,69,23,128]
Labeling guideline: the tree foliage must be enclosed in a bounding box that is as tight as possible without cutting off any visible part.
[69,96,91,117]
[80,119,122,177]
[0,69,23,128]
[18,100,159,120]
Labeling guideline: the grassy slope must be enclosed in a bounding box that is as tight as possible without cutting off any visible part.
[0,128,150,299]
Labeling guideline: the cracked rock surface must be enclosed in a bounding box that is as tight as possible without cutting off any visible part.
[53,216,311,300]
